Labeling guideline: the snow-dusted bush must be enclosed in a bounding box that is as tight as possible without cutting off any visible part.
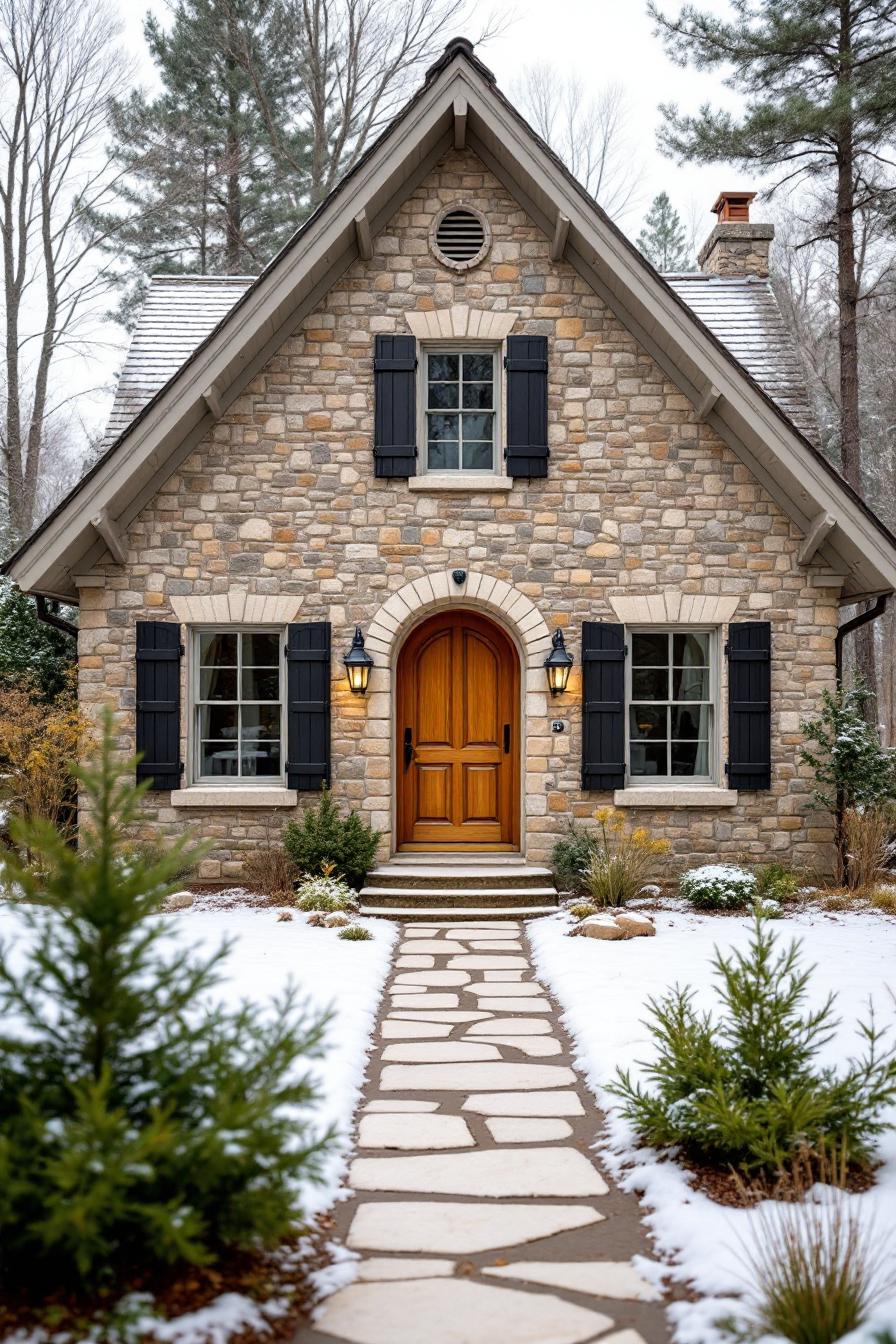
[296,863,359,913]
[339,924,373,941]
[679,863,756,910]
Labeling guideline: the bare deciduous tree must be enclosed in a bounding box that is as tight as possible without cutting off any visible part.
[512,64,642,220]
[0,0,129,547]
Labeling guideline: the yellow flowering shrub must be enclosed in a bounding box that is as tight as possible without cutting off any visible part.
[0,670,92,854]
[583,807,670,907]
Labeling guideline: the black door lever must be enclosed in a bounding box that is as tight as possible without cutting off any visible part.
[404,727,413,769]
[503,723,511,754]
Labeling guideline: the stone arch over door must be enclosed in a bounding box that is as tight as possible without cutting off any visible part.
[362,570,554,855]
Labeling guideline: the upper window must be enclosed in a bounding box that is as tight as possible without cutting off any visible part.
[425,349,497,472]
[194,629,284,782]
[627,630,715,783]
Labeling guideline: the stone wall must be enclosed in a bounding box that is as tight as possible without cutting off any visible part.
[78,148,838,881]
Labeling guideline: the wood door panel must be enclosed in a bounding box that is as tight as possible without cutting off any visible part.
[397,611,518,849]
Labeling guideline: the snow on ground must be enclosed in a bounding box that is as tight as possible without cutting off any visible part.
[529,908,896,1344]
[0,902,397,1217]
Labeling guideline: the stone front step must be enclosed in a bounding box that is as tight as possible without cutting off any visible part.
[366,862,554,892]
[358,903,559,922]
[361,886,557,907]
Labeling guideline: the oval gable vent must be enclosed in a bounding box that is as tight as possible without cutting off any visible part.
[432,206,490,270]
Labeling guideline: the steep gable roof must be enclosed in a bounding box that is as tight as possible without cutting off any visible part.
[5,37,896,601]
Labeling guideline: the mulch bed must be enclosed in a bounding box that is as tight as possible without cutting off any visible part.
[0,1214,338,1343]
[676,1151,877,1207]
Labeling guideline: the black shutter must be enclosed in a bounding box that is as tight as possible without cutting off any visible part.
[373,334,417,478]
[581,621,625,790]
[286,621,331,790]
[505,334,548,478]
[135,621,183,790]
[726,620,771,790]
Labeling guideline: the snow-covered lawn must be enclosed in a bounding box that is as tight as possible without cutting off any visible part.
[529,908,896,1344]
[0,902,397,1217]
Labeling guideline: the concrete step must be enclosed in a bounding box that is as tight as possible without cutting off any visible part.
[366,865,553,891]
[359,903,559,922]
[360,885,557,906]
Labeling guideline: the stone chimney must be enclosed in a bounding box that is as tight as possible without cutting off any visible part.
[697,191,774,277]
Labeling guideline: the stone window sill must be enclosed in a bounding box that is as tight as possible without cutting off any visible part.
[613,787,737,808]
[171,787,298,808]
[408,473,513,493]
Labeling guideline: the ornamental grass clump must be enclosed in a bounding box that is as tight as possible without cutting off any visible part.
[611,914,896,1178]
[580,808,670,908]
[679,863,756,910]
[295,861,359,913]
[0,711,333,1294]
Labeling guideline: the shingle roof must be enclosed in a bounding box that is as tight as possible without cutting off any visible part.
[665,272,817,443]
[103,269,817,447]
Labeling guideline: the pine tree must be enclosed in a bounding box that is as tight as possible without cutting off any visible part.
[0,711,332,1291]
[94,0,310,323]
[636,192,694,271]
[0,579,75,702]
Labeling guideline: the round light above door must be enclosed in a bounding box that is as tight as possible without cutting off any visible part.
[431,205,490,271]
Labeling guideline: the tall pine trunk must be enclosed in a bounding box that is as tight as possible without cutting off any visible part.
[836,0,877,714]
[224,18,242,273]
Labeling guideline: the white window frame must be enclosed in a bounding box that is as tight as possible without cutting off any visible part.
[418,343,502,477]
[624,626,719,787]
[189,626,287,787]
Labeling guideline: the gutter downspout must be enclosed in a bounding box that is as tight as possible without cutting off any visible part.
[832,593,889,883]
[34,594,78,640]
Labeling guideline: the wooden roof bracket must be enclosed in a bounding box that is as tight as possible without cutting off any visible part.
[354,209,373,261]
[453,96,467,149]
[798,510,837,566]
[202,384,224,419]
[695,383,720,422]
[550,212,570,262]
[90,507,127,565]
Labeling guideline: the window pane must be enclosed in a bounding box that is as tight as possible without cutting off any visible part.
[242,632,279,666]
[242,667,279,700]
[200,632,237,666]
[242,704,280,740]
[630,740,667,776]
[243,741,281,777]
[462,441,493,471]
[463,352,492,381]
[201,742,239,776]
[428,380,459,409]
[673,631,709,666]
[200,704,239,739]
[462,412,493,441]
[672,740,709,776]
[428,440,459,470]
[671,704,711,739]
[428,412,459,441]
[428,353,459,381]
[462,381,493,409]
[672,666,709,701]
[629,705,667,740]
[631,667,668,701]
[631,632,668,666]
[199,667,237,701]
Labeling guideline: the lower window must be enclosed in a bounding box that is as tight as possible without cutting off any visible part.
[193,629,284,781]
[627,629,715,783]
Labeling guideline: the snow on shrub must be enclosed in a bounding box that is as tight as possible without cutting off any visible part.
[296,862,359,913]
[679,863,756,910]
[338,924,373,941]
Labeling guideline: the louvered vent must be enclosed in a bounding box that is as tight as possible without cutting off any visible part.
[432,206,489,269]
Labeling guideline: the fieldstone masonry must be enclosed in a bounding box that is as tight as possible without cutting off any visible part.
[78,148,838,881]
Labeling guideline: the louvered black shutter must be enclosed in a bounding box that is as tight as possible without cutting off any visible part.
[726,621,771,790]
[286,621,331,790]
[581,621,626,790]
[135,621,183,790]
[373,334,417,478]
[505,334,548,478]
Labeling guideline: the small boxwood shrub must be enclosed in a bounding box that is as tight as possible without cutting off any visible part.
[755,862,800,904]
[283,787,380,889]
[567,901,599,920]
[551,823,594,895]
[679,863,756,910]
[296,864,359,913]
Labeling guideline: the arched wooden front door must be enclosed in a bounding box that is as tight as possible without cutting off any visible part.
[396,610,519,850]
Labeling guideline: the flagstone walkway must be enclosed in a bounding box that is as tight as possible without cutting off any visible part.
[300,921,669,1344]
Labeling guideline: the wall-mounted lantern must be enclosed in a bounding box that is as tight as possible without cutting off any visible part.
[344,626,374,694]
[543,628,573,696]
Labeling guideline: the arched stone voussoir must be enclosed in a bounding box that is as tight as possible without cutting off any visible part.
[367,570,552,669]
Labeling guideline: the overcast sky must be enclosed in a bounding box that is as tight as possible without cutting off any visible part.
[76,0,754,444]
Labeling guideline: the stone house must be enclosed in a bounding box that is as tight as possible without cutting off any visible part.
[7,39,896,903]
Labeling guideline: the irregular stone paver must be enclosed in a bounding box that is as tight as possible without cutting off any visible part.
[379,1061,576,1091]
[313,1278,614,1344]
[485,1117,573,1142]
[345,1200,605,1253]
[350,1146,608,1198]
[358,1113,473,1151]
[380,1042,502,1063]
[483,1260,662,1301]
[299,918,668,1344]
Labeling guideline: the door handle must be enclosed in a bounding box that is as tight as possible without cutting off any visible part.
[404,727,414,770]
[503,723,510,754]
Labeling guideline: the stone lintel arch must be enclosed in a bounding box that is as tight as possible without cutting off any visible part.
[364,570,553,688]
